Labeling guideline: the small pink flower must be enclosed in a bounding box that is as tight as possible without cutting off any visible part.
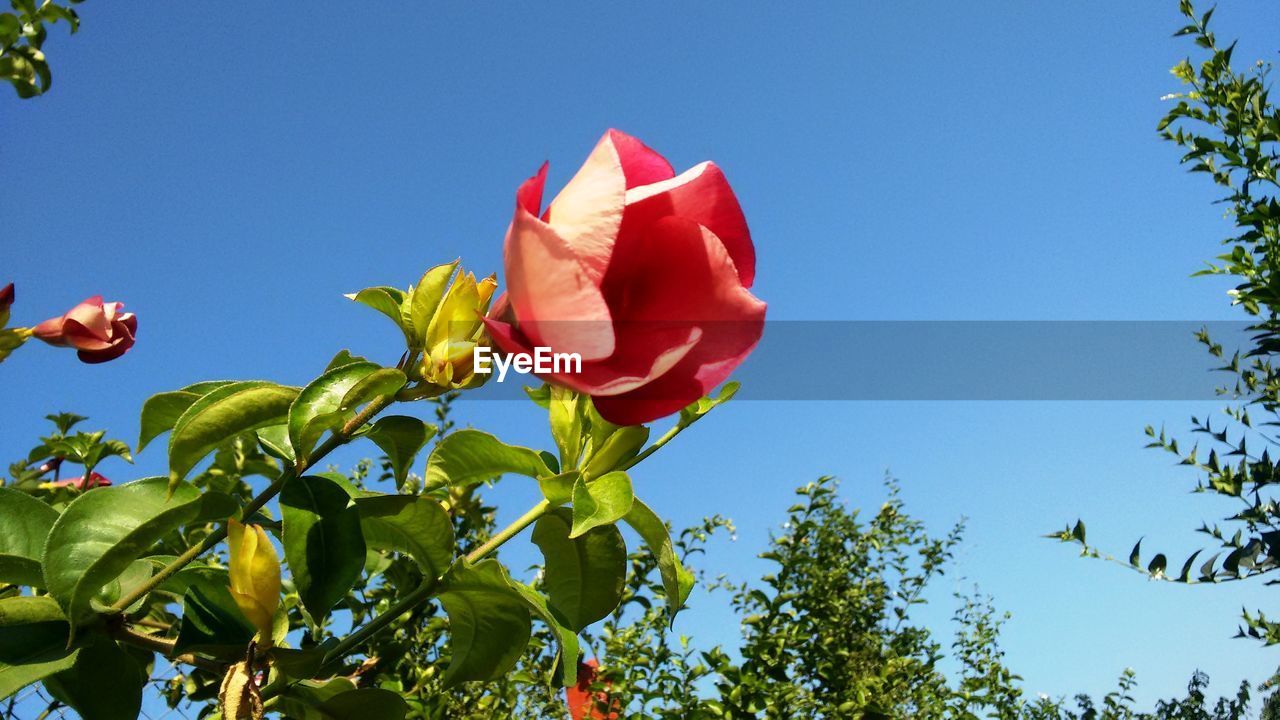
[43,472,112,490]
[566,659,617,720]
[33,296,137,364]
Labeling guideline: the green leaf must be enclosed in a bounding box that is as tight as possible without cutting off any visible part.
[570,471,634,538]
[43,634,146,720]
[677,381,740,428]
[408,261,459,348]
[289,362,381,459]
[504,580,581,687]
[256,423,294,462]
[355,494,454,577]
[341,368,406,416]
[0,596,77,701]
[582,426,648,478]
[622,498,694,622]
[538,471,578,507]
[174,579,256,660]
[137,381,232,453]
[346,286,411,343]
[168,381,300,489]
[423,429,551,491]
[281,475,367,623]
[42,477,236,629]
[549,386,583,470]
[531,508,626,632]
[270,640,337,682]
[317,688,410,720]
[0,488,59,587]
[435,559,532,685]
[324,349,369,373]
[365,416,435,488]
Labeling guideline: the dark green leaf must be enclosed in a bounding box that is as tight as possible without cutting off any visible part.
[43,634,146,720]
[366,416,435,488]
[356,494,453,577]
[281,475,367,623]
[435,559,531,685]
[0,596,76,701]
[532,509,626,632]
[136,381,233,453]
[174,579,256,660]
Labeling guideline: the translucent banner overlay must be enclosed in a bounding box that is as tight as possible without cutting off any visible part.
[464,321,1254,401]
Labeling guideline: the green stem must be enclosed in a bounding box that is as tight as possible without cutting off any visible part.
[621,415,706,471]
[464,499,551,564]
[108,394,398,614]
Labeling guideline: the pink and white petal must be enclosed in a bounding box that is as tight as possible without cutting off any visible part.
[31,316,67,345]
[485,316,701,396]
[504,205,615,361]
[607,129,674,188]
[63,297,112,342]
[544,132,627,283]
[623,162,756,288]
[61,319,117,352]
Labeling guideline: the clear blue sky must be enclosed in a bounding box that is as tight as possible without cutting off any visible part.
[5,0,1280,709]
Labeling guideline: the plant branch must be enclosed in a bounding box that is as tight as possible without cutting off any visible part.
[111,626,223,673]
[108,394,399,613]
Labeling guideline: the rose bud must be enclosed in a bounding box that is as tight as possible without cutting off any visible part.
[419,265,498,390]
[227,519,281,646]
[0,283,13,327]
[485,130,765,425]
[40,471,112,491]
[32,295,137,364]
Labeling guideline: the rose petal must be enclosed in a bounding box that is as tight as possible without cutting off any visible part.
[607,129,674,188]
[62,296,112,342]
[504,204,615,361]
[623,162,755,288]
[594,217,765,424]
[545,132,627,283]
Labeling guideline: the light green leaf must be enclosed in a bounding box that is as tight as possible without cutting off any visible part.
[0,488,59,587]
[341,368,406,416]
[538,471,578,507]
[289,362,381,459]
[549,387,583,470]
[365,416,435,488]
[42,477,235,629]
[408,261,459,348]
[532,508,626,632]
[281,475,366,624]
[324,349,370,373]
[622,498,694,622]
[436,559,532,685]
[168,381,300,489]
[0,596,77,701]
[582,426,648,478]
[355,494,453,577]
[137,381,233,453]
[256,423,294,463]
[423,429,551,492]
[677,381,740,428]
[570,471,634,538]
[346,287,411,343]
[44,634,146,720]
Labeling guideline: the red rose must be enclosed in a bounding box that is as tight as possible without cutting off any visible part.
[565,659,617,720]
[32,296,137,364]
[485,130,765,425]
